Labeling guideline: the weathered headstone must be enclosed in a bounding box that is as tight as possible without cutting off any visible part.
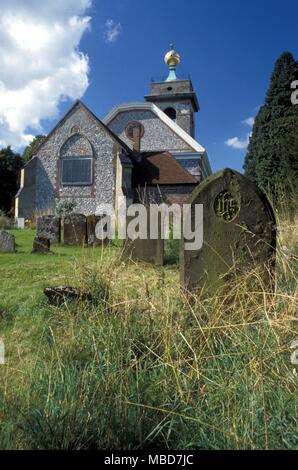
[32,237,50,253]
[36,215,61,244]
[87,215,109,246]
[17,218,25,229]
[0,230,16,253]
[181,169,276,292]
[64,213,87,246]
[123,208,164,266]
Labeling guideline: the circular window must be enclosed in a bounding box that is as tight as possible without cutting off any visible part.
[214,191,240,222]
[125,121,144,141]
[167,86,173,91]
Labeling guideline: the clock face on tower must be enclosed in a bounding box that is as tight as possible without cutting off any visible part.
[125,121,144,141]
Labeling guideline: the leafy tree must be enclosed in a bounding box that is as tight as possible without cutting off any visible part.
[23,135,46,163]
[0,146,23,214]
[244,52,298,201]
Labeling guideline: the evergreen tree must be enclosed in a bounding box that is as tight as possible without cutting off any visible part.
[244,52,298,200]
[0,146,23,214]
[23,135,46,163]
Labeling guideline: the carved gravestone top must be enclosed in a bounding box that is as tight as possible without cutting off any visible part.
[181,168,276,293]
[0,230,16,253]
[36,216,61,244]
[64,213,87,246]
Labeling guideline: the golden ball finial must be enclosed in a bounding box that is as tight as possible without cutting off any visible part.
[164,45,180,68]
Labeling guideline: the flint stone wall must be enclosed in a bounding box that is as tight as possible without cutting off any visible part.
[108,109,191,153]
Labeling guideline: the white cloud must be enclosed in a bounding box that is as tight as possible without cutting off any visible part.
[225,115,255,150]
[104,19,121,43]
[0,0,92,149]
[242,117,255,127]
[225,134,251,150]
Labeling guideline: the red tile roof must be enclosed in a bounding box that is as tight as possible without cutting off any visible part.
[132,152,196,186]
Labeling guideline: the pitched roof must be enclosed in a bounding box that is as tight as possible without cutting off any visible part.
[103,102,206,154]
[31,100,132,157]
[132,152,196,186]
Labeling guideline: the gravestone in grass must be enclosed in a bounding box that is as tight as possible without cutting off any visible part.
[36,215,61,244]
[181,168,276,293]
[0,230,15,253]
[17,218,25,229]
[87,215,109,246]
[64,213,87,246]
[123,207,164,266]
[32,237,50,254]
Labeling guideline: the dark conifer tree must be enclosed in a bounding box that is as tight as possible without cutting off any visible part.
[244,52,298,200]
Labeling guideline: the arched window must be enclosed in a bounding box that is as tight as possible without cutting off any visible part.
[164,107,177,121]
[60,134,93,186]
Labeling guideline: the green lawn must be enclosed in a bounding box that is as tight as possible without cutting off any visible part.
[0,229,119,311]
[0,229,178,315]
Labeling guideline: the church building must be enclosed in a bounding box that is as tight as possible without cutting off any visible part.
[15,47,212,219]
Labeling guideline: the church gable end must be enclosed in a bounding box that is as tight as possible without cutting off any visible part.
[108,108,193,153]
[35,102,120,216]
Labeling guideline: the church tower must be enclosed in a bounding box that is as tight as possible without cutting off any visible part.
[144,46,200,138]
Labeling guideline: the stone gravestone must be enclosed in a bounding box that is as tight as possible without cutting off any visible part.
[17,218,25,229]
[181,168,276,292]
[36,216,61,244]
[123,208,164,266]
[0,230,16,253]
[32,237,50,254]
[64,213,87,246]
[87,215,109,246]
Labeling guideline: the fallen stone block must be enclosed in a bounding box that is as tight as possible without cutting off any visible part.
[44,286,92,306]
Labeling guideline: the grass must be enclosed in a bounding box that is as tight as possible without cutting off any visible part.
[0,224,297,450]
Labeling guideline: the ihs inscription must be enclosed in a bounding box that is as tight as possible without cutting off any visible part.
[214,191,240,222]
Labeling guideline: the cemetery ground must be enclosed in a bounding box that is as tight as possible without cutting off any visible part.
[0,221,297,450]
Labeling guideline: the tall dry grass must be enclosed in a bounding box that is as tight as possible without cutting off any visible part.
[0,215,297,450]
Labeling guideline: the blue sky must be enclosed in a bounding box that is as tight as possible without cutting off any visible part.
[1,0,297,172]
